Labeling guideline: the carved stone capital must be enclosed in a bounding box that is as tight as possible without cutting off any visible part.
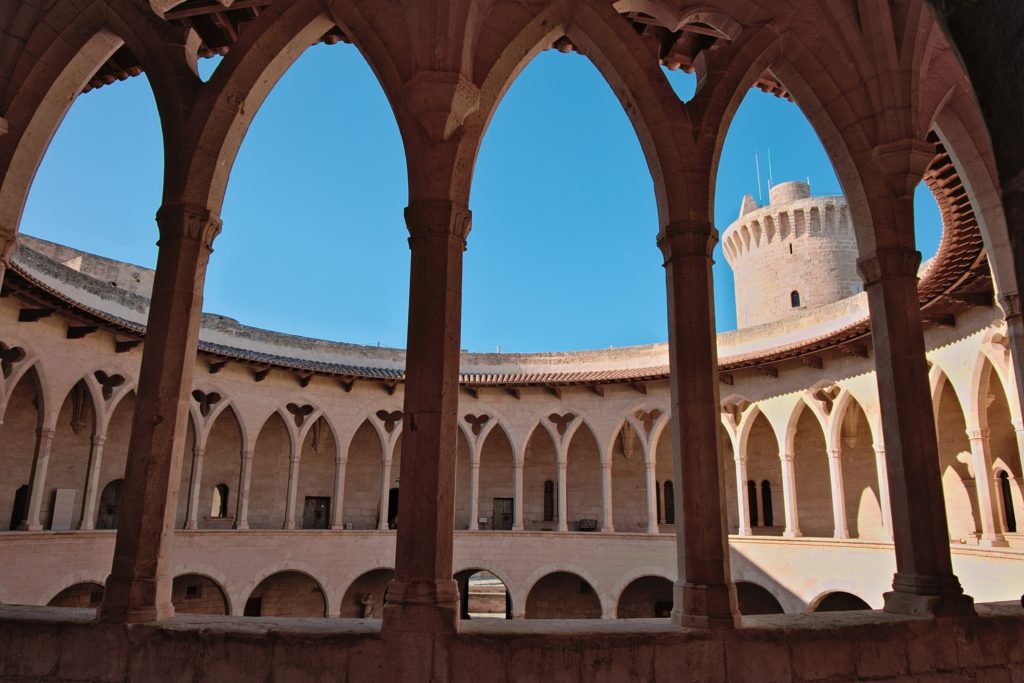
[657,220,718,261]
[999,292,1022,321]
[401,70,480,142]
[0,235,15,266]
[155,203,223,250]
[404,200,471,246]
[91,435,107,448]
[37,427,56,441]
[856,247,922,286]
[871,138,937,199]
[965,427,990,441]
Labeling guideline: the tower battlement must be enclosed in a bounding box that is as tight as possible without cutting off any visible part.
[722,181,862,329]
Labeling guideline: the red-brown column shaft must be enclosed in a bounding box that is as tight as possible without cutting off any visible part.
[382,199,468,634]
[857,244,974,616]
[659,219,738,629]
[98,203,220,624]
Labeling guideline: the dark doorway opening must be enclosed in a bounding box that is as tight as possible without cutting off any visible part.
[388,488,400,529]
[9,485,28,530]
[493,497,513,530]
[303,496,330,529]
[243,597,262,617]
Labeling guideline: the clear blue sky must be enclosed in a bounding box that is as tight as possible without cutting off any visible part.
[20,43,941,352]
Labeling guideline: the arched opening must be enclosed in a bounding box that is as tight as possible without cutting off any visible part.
[745,413,781,534]
[298,417,336,530]
[713,86,846,332]
[386,433,402,529]
[244,571,326,618]
[616,576,673,618]
[20,64,161,272]
[734,581,784,615]
[45,379,95,529]
[812,591,871,612]
[0,367,43,530]
[454,569,511,620]
[48,582,104,609]
[186,406,242,529]
[343,420,384,530]
[566,423,601,531]
[792,406,834,537]
[249,412,291,529]
[340,568,394,618]
[654,421,675,531]
[204,42,408,348]
[466,50,662,352]
[524,426,557,530]
[172,574,229,615]
[837,399,883,539]
[453,427,473,529]
[981,361,1024,533]
[934,379,980,541]
[525,571,601,619]
[612,422,647,532]
[478,425,514,530]
[722,424,738,532]
[94,391,134,528]
[96,479,124,530]
[175,417,198,528]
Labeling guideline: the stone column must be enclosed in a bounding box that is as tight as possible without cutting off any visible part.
[858,240,973,616]
[1000,293,1024,445]
[79,434,107,530]
[556,450,569,533]
[331,457,346,530]
[378,458,393,531]
[965,428,1008,546]
[21,427,56,530]
[600,460,613,532]
[779,451,802,538]
[659,220,738,629]
[873,444,894,540]
[0,237,14,291]
[99,204,221,624]
[512,459,524,531]
[735,454,752,536]
[827,448,850,539]
[284,455,300,530]
[382,200,469,634]
[234,448,253,530]
[645,460,659,534]
[184,447,205,531]
[467,459,481,530]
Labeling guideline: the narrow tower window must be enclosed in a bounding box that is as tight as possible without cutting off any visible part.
[655,481,662,524]
[761,480,774,527]
[211,484,229,518]
[790,290,801,308]
[663,481,675,524]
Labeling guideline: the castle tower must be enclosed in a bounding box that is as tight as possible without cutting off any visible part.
[721,181,862,328]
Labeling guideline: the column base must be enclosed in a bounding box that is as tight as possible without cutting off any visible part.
[97,575,174,624]
[883,572,976,617]
[381,579,460,634]
[512,525,524,531]
[671,581,739,630]
[17,522,43,532]
[783,529,802,538]
[234,522,249,530]
[737,527,752,536]
[978,537,1010,548]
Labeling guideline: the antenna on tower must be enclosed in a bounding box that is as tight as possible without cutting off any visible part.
[755,153,763,203]
[767,148,775,190]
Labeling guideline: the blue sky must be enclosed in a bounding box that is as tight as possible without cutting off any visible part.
[20,43,941,352]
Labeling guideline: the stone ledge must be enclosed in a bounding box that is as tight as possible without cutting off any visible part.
[0,604,1021,681]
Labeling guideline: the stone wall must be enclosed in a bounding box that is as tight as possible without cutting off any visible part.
[524,571,602,619]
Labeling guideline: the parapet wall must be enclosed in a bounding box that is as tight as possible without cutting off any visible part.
[723,182,863,329]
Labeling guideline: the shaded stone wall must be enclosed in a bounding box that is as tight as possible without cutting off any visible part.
[524,572,601,619]
[249,572,326,618]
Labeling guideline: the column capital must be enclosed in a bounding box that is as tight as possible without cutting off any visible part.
[999,292,1022,321]
[155,203,222,249]
[856,247,921,286]
[241,449,254,461]
[404,200,471,245]
[36,427,56,440]
[657,220,718,261]
[0,234,15,266]
[965,427,990,441]
[871,138,937,199]
[193,447,206,458]
[827,448,842,460]
[91,435,107,448]
[779,450,794,463]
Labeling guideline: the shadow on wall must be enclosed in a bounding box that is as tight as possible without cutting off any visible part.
[616,576,673,618]
[244,571,326,618]
[340,568,393,618]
